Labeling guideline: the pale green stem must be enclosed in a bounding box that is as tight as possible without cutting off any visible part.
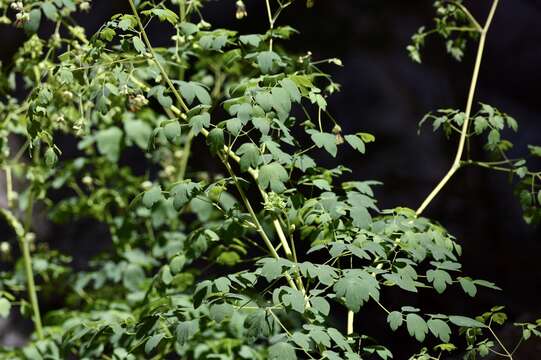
[178,131,194,180]
[416,0,500,216]
[0,208,43,339]
[265,0,274,51]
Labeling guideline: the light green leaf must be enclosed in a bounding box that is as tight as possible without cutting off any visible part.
[163,121,181,142]
[124,118,152,149]
[345,134,365,154]
[307,130,337,157]
[133,37,146,54]
[280,78,301,103]
[207,128,224,154]
[176,320,199,345]
[268,342,297,360]
[387,311,403,331]
[189,113,210,135]
[210,303,234,322]
[448,315,486,328]
[426,269,452,294]
[257,51,281,74]
[258,162,289,193]
[458,277,477,297]
[0,298,11,318]
[143,185,163,208]
[237,143,260,171]
[427,319,451,342]
[41,2,58,21]
[96,127,123,162]
[406,313,428,342]
[145,333,164,354]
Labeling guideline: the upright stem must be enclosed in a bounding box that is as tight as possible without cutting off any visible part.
[347,311,354,336]
[416,0,500,216]
[0,208,43,339]
[178,131,194,180]
[220,155,299,291]
[265,0,274,51]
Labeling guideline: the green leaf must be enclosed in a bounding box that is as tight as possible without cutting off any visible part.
[387,311,403,331]
[406,313,428,342]
[426,269,452,294]
[259,258,283,282]
[189,113,210,135]
[307,130,337,157]
[24,9,42,33]
[458,277,477,297]
[257,51,281,74]
[282,288,305,314]
[170,254,186,274]
[271,87,292,119]
[0,298,11,318]
[145,333,164,354]
[237,143,260,171]
[473,116,488,134]
[41,2,58,21]
[345,135,365,154]
[143,186,163,208]
[280,78,301,103]
[311,296,330,316]
[176,320,199,345]
[163,121,181,142]
[96,127,123,162]
[133,37,146,54]
[207,128,224,154]
[180,22,198,35]
[124,118,152,149]
[210,303,234,322]
[239,34,262,47]
[334,270,379,312]
[448,315,486,328]
[44,148,58,167]
[226,118,243,136]
[258,162,289,193]
[350,206,372,229]
[427,319,451,342]
[268,342,297,360]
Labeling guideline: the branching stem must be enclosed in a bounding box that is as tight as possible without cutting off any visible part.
[416,0,500,216]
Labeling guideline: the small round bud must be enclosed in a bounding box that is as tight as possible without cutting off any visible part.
[82,175,93,186]
[142,181,153,190]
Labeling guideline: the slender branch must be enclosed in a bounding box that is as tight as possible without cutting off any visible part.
[128,0,189,113]
[265,0,274,51]
[0,209,43,339]
[488,326,514,359]
[178,131,194,180]
[416,0,500,216]
[220,155,298,291]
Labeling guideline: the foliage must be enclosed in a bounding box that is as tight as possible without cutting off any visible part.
[0,0,539,359]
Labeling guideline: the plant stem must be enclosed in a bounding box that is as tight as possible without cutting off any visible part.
[178,131,194,180]
[265,0,274,51]
[220,155,299,291]
[128,0,189,113]
[0,208,43,339]
[488,326,514,359]
[347,310,354,336]
[416,0,500,216]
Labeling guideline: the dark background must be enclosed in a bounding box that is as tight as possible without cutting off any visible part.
[1,0,540,357]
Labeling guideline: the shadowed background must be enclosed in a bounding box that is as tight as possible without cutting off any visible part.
[1,0,540,357]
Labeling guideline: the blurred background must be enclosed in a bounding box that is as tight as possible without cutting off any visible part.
[1,0,540,357]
